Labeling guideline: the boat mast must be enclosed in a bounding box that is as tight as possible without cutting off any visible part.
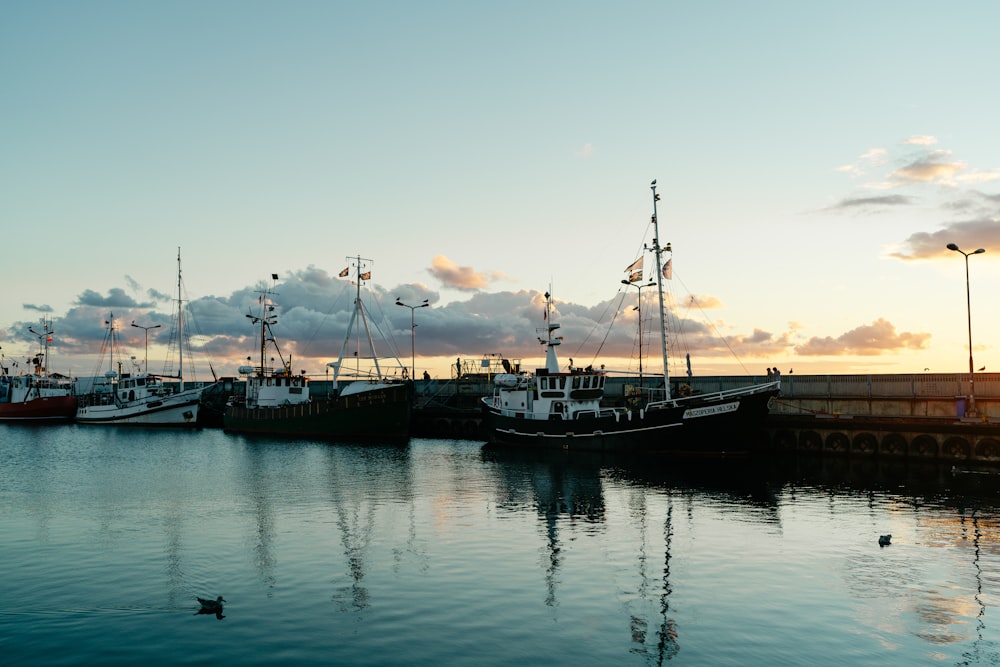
[106,312,117,380]
[334,256,382,381]
[648,180,671,396]
[247,274,280,375]
[539,291,561,373]
[27,316,54,376]
[177,248,184,391]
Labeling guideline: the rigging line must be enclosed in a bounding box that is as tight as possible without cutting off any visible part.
[169,274,212,382]
[570,289,628,363]
[362,287,406,366]
[296,278,354,361]
[671,271,755,376]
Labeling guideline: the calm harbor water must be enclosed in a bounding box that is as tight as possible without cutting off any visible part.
[2,425,999,666]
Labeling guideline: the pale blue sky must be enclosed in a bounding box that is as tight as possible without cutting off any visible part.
[3,1,1000,380]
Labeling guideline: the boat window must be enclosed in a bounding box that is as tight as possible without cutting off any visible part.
[558,377,566,390]
[572,376,580,389]
[137,378,145,387]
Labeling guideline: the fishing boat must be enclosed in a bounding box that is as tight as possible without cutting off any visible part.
[75,251,209,426]
[223,258,412,440]
[481,181,780,454]
[0,318,78,422]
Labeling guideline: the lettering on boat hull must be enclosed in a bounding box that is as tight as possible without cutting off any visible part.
[683,401,739,420]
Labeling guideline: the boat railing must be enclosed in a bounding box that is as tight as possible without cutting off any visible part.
[573,406,627,419]
[490,400,626,421]
[647,380,780,410]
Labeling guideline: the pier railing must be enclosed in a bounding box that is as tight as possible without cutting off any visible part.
[670,372,1000,420]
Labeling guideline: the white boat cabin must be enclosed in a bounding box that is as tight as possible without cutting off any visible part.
[1,373,76,402]
[492,367,606,420]
[95,372,178,405]
[239,365,310,408]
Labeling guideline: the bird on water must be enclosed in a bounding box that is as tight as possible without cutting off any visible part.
[878,534,892,547]
[197,596,226,614]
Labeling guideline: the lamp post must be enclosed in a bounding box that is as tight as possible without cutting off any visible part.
[621,279,657,382]
[131,320,161,373]
[395,298,429,380]
[946,243,985,417]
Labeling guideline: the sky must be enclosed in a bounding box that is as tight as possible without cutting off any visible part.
[3,1,1000,383]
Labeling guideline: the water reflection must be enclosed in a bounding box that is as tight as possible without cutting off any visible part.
[482,447,682,663]
[3,427,999,665]
[318,444,414,613]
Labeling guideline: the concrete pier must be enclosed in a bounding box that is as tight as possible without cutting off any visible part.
[409,372,1000,463]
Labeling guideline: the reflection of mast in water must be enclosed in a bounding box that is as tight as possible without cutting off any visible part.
[655,500,679,662]
[541,495,561,608]
[963,509,987,664]
[630,494,678,664]
[534,463,605,608]
[163,509,184,609]
[244,450,277,591]
[322,446,416,613]
[331,496,376,612]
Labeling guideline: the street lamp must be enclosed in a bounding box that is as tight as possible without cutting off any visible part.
[131,320,161,373]
[946,243,985,417]
[395,298,429,380]
[621,279,657,382]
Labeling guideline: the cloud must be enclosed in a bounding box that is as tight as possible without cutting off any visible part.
[835,147,888,176]
[903,135,938,146]
[681,293,723,310]
[794,318,930,356]
[888,218,1000,260]
[831,139,1000,259]
[76,288,156,309]
[826,194,915,212]
[576,143,595,158]
[427,255,507,291]
[22,303,54,313]
[956,171,1000,185]
[890,150,965,185]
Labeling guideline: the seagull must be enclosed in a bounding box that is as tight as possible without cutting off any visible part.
[878,534,892,547]
[197,596,225,613]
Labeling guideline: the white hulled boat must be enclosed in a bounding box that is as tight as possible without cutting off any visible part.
[75,250,209,426]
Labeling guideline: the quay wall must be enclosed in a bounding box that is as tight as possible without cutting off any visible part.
[679,372,1000,464]
[409,372,1000,463]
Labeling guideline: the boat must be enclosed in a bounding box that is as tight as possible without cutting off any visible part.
[75,250,210,426]
[481,181,780,454]
[0,318,78,422]
[223,258,412,441]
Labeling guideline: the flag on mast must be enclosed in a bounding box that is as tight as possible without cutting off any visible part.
[338,267,349,277]
[625,256,644,283]
[624,257,643,273]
